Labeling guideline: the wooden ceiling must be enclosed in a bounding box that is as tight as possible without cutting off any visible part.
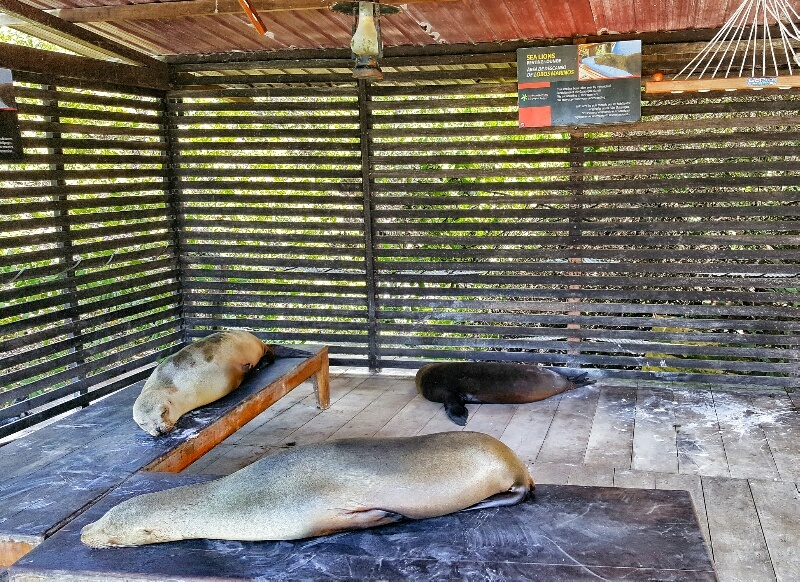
[0,0,744,58]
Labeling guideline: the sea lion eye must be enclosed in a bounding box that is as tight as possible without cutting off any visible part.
[242,362,252,372]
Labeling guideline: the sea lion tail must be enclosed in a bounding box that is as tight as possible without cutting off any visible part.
[443,397,469,426]
[566,372,595,388]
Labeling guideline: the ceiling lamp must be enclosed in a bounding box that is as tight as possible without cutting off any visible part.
[647,0,800,93]
[333,1,400,80]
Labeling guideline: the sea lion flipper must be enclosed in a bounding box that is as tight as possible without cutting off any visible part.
[341,508,407,529]
[462,483,534,512]
[566,372,595,388]
[443,397,469,426]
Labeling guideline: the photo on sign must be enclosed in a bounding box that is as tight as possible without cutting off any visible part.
[578,41,641,80]
[0,68,23,160]
[0,68,17,111]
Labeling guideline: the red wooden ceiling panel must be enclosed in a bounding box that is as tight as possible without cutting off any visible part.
[5,0,757,57]
[566,0,601,36]
[380,12,443,46]
[400,4,464,44]
[403,2,485,44]
[499,0,551,39]
[472,0,524,42]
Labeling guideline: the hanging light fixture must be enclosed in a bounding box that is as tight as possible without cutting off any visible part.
[647,0,800,92]
[333,1,400,80]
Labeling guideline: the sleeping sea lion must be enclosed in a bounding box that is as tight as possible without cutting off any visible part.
[133,330,274,436]
[80,431,534,548]
[416,362,595,425]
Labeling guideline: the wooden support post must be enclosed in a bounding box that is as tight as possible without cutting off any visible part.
[567,130,585,357]
[162,94,188,343]
[48,88,87,402]
[359,79,381,372]
[312,349,331,409]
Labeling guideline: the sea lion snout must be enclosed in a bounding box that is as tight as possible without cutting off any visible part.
[81,503,168,548]
[133,394,176,436]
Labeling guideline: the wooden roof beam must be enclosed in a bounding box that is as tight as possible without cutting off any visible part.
[2,0,457,24]
[0,0,168,77]
[0,42,168,90]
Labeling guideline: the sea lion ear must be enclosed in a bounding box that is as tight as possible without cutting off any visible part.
[444,397,469,426]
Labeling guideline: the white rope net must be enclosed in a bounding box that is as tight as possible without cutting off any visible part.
[675,0,800,79]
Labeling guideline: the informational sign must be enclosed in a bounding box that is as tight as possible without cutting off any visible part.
[0,68,23,160]
[517,41,642,128]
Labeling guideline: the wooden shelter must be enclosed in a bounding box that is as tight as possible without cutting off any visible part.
[1,0,799,440]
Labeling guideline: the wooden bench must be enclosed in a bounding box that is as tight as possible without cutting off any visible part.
[6,472,717,581]
[0,344,329,569]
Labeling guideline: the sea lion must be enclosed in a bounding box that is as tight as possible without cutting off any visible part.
[416,362,595,426]
[133,330,274,436]
[80,431,534,548]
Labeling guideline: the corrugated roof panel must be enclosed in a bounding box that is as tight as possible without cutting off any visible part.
[501,0,551,40]
[3,0,750,57]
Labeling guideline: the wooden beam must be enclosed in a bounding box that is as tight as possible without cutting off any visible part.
[646,75,800,93]
[3,0,456,24]
[0,42,169,91]
[0,0,167,74]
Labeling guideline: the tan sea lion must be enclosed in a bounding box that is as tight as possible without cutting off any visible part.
[80,431,534,547]
[132,330,274,436]
[416,362,595,425]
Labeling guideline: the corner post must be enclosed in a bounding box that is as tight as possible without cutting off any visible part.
[358,79,380,371]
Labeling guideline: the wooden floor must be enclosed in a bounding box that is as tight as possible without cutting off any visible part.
[183,369,800,582]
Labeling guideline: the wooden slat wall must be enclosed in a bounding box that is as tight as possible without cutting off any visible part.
[169,67,368,362]
[169,51,798,388]
[367,54,800,386]
[0,72,181,439]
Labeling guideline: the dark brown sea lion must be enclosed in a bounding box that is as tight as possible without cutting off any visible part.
[80,431,534,548]
[416,362,594,425]
[133,330,274,436]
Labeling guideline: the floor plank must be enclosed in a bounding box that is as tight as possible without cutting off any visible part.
[712,390,780,481]
[499,396,561,467]
[328,378,417,440]
[751,392,800,482]
[702,476,776,582]
[613,468,656,489]
[281,378,386,445]
[674,388,730,478]
[566,465,614,487]
[750,480,800,582]
[583,385,636,469]
[463,402,517,439]
[632,386,679,473]
[535,385,600,465]
[373,394,442,438]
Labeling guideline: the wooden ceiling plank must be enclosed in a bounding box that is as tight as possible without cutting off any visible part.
[0,0,168,76]
[0,42,168,90]
[44,0,459,24]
